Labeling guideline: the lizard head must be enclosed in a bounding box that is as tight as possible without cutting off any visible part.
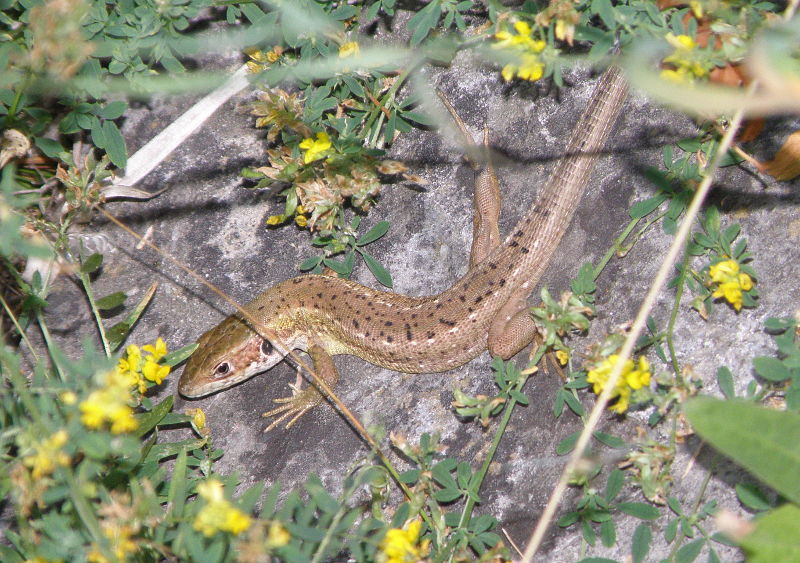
[178,313,289,398]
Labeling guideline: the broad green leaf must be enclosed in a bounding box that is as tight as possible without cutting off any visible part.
[675,537,705,563]
[740,504,800,563]
[617,502,660,520]
[357,221,390,246]
[97,100,127,119]
[736,483,771,511]
[717,366,735,399]
[80,252,104,274]
[593,431,626,449]
[299,255,323,271]
[102,120,128,168]
[629,194,667,219]
[631,523,652,563]
[556,431,579,455]
[134,396,174,437]
[752,356,790,382]
[360,250,393,288]
[94,291,127,310]
[34,136,64,158]
[684,397,800,504]
[605,468,624,502]
[163,343,198,368]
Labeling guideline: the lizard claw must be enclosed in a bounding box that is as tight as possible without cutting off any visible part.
[262,385,323,432]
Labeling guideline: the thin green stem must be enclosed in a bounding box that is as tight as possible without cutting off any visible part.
[36,312,66,381]
[77,271,111,357]
[666,246,691,379]
[0,292,39,364]
[450,349,544,559]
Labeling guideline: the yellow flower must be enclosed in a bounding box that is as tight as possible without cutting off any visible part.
[493,21,547,82]
[22,430,70,479]
[80,370,139,434]
[660,33,709,84]
[339,41,360,58]
[143,337,167,361]
[299,132,332,164]
[267,521,290,548]
[379,519,429,563]
[586,355,651,414]
[295,214,308,228]
[186,407,207,431]
[709,259,753,311]
[267,214,286,225]
[556,350,570,366]
[103,523,138,562]
[60,390,77,405]
[142,357,169,385]
[194,479,252,537]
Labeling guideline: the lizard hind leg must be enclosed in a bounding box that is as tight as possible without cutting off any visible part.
[487,288,540,359]
[262,341,340,431]
[436,90,502,268]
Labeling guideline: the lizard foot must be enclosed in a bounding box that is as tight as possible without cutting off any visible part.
[262,383,323,432]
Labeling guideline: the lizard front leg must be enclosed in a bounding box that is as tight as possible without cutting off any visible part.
[262,340,339,431]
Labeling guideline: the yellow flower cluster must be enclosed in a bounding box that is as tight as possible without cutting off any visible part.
[87,523,139,563]
[80,369,139,434]
[660,33,709,84]
[339,41,360,58]
[492,21,547,82]
[587,355,651,414]
[79,339,170,433]
[379,519,429,563]
[709,259,753,311]
[22,430,70,479]
[193,479,252,537]
[117,338,170,394]
[299,132,333,164]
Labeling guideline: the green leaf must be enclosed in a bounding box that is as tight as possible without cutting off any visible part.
[360,250,393,288]
[593,431,626,449]
[753,356,790,382]
[605,468,624,502]
[34,136,64,158]
[134,396,174,437]
[163,343,198,368]
[736,483,771,511]
[631,523,652,563]
[740,504,800,563]
[599,518,616,547]
[108,282,158,350]
[408,2,441,45]
[675,538,705,563]
[556,431,579,455]
[166,448,188,521]
[94,291,127,310]
[97,100,127,119]
[81,252,104,274]
[433,488,462,503]
[684,397,800,504]
[629,194,667,219]
[616,502,660,520]
[323,257,352,276]
[299,255,323,271]
[356,221,390,246]
[101,120,128,168]
[717,367,735,399]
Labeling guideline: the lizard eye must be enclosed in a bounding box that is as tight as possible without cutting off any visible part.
[260,339,273,355]
[213,362,231,377]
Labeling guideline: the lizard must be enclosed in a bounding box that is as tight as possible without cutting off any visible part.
[178,65,629,430]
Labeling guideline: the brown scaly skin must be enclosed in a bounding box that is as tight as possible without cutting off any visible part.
[179,66,629,429]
